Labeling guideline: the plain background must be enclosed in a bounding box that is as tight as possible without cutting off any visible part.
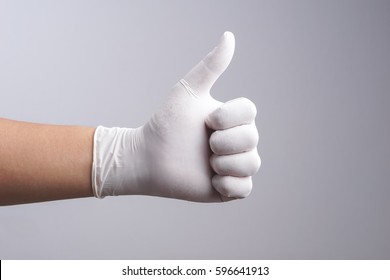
[1,0,389,259]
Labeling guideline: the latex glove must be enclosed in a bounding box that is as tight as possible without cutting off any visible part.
[92,31,260,202]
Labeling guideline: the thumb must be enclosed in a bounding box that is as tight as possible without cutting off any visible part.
[182,31,235,95]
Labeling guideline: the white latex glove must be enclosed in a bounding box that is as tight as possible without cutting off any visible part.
[92,31,260,202]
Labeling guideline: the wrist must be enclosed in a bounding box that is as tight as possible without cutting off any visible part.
[92,125,148,198]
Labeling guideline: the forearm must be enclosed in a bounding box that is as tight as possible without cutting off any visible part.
[0,118,94,206]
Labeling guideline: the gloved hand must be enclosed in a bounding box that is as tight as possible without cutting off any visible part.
[92,31,260,202]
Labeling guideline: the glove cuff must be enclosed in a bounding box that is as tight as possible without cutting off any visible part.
[92,125,144,198]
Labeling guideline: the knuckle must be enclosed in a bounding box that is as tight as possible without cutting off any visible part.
[238,179,253,198]
[240,97,257,118]
[252,152,261,173]
[245,124,259,149]
[245,150,261,176]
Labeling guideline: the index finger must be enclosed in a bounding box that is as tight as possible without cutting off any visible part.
[205,97,257,130]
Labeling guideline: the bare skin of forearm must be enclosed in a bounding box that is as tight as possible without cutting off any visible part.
[0,118,94,206]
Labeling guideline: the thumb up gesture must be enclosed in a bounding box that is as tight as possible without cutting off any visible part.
[93,32,261,202]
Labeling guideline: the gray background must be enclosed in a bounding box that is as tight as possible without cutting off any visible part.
[0,0,389,259]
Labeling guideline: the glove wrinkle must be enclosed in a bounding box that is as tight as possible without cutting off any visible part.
[179,79,199,100]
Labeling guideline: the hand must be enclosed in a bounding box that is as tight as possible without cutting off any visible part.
[93,31,261,202]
